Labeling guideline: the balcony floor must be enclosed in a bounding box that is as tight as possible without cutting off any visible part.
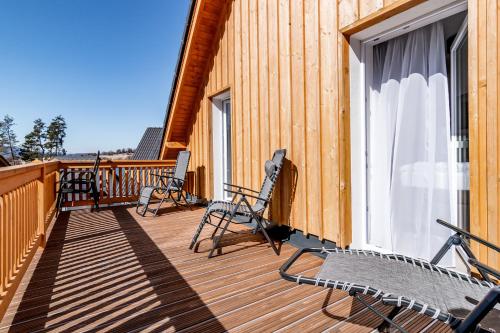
[0,206,451,332]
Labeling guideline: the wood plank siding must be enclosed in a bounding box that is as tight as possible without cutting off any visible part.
[162,0,500,268]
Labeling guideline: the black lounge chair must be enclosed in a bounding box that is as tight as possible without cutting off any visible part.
[136,150,191,216]
[190,149,286,258]
[280,219,499,333]
[56,151,101,215]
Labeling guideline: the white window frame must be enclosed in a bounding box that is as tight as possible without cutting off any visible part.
[211,90,232,200]
[348,0,468,250]
[222,98,232,190]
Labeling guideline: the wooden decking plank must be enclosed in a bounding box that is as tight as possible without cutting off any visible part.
[2,245,296,330]
[230,289,349,332]
[74,259,322,333]
[0,206,454,333]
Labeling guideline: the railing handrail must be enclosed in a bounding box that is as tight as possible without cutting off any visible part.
[59,160,177,168]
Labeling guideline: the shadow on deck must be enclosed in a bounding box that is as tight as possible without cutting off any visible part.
[0,206,451,332]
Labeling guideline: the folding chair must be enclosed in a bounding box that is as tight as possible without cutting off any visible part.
[136,150,191,216]
[56,151,101,214]
[280,219,500,333]
[189,149,286,258]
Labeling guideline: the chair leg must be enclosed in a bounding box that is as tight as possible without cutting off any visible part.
[208,217,233,258]
[190,210,211,250]
[153,194,167,216]
[255,216,279,255]
[210,213,226,239]
[180,191,193,210]
[91,183,99,210]
[169,191,180,208]
[56,191,63,216]
[377,306,402,332]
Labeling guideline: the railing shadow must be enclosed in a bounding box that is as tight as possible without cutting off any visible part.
[8,212,71,332]
[7,207,226,332]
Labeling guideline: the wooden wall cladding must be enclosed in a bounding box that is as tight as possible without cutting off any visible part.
[168,0,500,269]
[467,0,499,271]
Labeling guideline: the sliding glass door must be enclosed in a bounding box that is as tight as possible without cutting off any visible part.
[450,17,469,232]
[364,10,468,264]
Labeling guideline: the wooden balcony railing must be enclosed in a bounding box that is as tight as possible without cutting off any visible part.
[0,158,192,320]
[59,160,180,207]
[0,161,58,317]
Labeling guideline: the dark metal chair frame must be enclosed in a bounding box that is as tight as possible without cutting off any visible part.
[136,151,191,217]
[56,151,101,214]
[280,219,499,333]
[189,149,286,258]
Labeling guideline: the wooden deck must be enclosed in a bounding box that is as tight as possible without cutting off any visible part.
[0,206,451,333]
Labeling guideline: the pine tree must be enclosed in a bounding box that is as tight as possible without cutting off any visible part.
[20,132,39,161]
[20,119,47,161]
[45,115,67,156]
[32,119,46,160]
[0,115,18,161]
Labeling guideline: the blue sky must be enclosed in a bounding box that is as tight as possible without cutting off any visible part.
[0,0,190,153]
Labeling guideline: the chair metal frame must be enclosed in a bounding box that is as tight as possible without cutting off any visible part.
[136,151,191,217]
[190,149,286,258]
[56,152,101,214]
[279,219,500,333]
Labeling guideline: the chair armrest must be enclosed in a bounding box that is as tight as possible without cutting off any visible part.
[59,170,92,183]
[223,182,260,194]
[468,258,500,281]
[152,171,174,178]
[436,219,500,253]
[224,188,268,202]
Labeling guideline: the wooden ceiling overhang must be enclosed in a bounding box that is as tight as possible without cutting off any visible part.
[160,0,227,159]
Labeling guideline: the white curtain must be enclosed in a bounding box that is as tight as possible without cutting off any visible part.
[369,22,453,262]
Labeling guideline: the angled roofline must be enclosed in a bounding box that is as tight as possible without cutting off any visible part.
[159,0,197,159]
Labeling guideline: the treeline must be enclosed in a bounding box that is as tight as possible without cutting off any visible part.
[0,115,67,162]
[101,148,135,155]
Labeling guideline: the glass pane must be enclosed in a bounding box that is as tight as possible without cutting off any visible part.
[451,32,469,231]
[223,100,232,185]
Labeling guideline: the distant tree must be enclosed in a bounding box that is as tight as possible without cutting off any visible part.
[45,115,67,156]
[116,149,122,154]
[20,132,39,161]
[20,119,47,161]
[127,148,134,153]
[0,115,18,161]
[32,119,46,159]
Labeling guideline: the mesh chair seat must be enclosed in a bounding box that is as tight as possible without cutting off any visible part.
[136,151,191,216]
[207,200,265,218]
[315,249,498,327]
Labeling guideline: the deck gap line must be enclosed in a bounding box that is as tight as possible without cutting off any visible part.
[419,319,440,333]
[0,253,295,330]
[169,264,323,333]
[320,299,384,333]
[121,261,322,333]
[16,244,287,304]
[269,293,352,333]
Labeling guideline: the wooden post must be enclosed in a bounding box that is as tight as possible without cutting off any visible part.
[36,162,46,248]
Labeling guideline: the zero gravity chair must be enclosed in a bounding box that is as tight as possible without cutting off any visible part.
[280,219,500,333]
[190,149,286,258]
[136,151,191,216]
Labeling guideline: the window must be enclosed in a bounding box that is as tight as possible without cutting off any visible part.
[211,91,232,200]
[222,99,232,187]
[348,1,468,266]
